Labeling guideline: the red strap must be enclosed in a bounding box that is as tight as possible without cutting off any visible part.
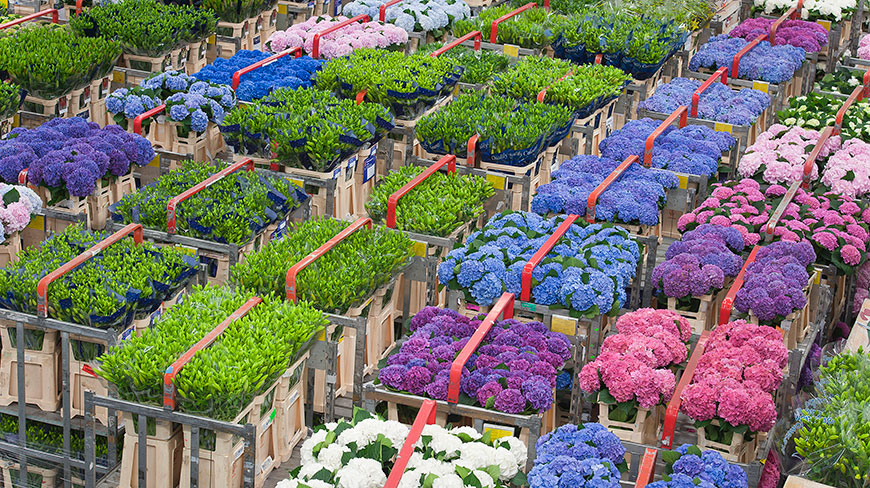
[764,181,801,238]
[732,34,766,79]
[467,134,479,167]
[661,330,710,449]
[285,217,373,302]
[834,83,868,135]
[536,70,573,103]
[520,216,579,302]
[355,89,368,105]
[379,0,403,22]
[17,169,27,185]
[769,6,799,43]
[0,9,58,29]
[644,106,687,167]
[162,297,262,410]
[490,3,536,43]
[133,104,165,135]
[586,155,638,223]
[691,67,727,118]
[76,0,83,15]
[167,158,255,234]
[447,293,515,403]
[863,69,870,99]
[801,125,833,189]
[386,155,457,228]
[594,54,603,65]
[635,448,658,488]
[232,47,302,90]
[36,224,143,318]
[312,15,370,58]
[718,245,760,325]
[431,30,482,57]
[383,400,438,488]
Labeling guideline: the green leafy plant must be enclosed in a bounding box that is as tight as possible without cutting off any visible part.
[112,160,305,246]
[453,4,568,49]
[0,25,121,99]
[71,0,217,57]
[96,286,326,421]
[366,165,494,236]
[0,413,111,463]
[417,44,511,85]
[230,217,413,314]
[490,56,573,100]
[777,92,870,143]
[0,224,198,329]
[816,66,866,96]
[0,81,23,120]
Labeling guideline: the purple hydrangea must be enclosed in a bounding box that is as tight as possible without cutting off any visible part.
[638,77,771,126]
[689,34,806,84]
[733,241,815,323]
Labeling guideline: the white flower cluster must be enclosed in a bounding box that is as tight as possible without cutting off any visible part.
[277,417,527,488]
[753,0,856,21]
[343,0,471,33]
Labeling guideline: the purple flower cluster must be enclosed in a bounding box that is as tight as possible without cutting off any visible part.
[734,240,816,323]
[639,78,771,126]
[730,18,828,53]
[531,154,678,225]
[0,118,154,197]
[663,444,749,488]
[599,118,735,177]
[689,34,806,84]
[652,225,745,299]
[378,306,570,414]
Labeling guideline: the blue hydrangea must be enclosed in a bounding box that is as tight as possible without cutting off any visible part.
[192,50,325,102]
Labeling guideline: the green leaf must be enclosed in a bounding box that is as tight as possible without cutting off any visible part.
[511,470,528,486]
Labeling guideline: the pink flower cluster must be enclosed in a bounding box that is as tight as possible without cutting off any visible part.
[578,309,690,408]
[677,179,771,246]
[853,260,870,313]
[768,187,870,268]
[821,139,870,198]
[858,34,870,59]
[680,320,786,433]
[730,18,829,52]
[266,16,409,58]
[0,183,42,242]
[738,124,840,185]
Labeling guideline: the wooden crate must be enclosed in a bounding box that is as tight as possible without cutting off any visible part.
[1,459,58,488]
[479,157,542,212]
[697,419,759,463]
[215,18,255,59]
[281,156,360,219]
[313,325,353,412]
[21,93,69,121]
[596,403,662,445]
[666,293,720,335]
[353,144,378,217]
[0,320,58,353]
[186,40,208,75]
[0,116,14,138]
[90,76,113,127]
[0,232,22,267]
[119,419,183,488]
[274,356,307,463]
[110,173,137,204]
[68,85,92,121]
[121,53,173,83]
[0,347,61,412]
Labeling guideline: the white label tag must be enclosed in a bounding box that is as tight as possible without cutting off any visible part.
[234,445,245,461]
[332,167,341,179]
[78,110,90,120]
[289,390,300,405]
[363,151,376,182]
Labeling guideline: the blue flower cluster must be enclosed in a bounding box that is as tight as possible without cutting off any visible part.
[166,90,229,132]
[437,211,640,316]
[529,423,626,488]
[193,50,324,102]
[689,34,806,84]
[105,88,162,120]
[598,118,736,177]
[648,444,748,488]
[638,78,770,126]
[531,154,678,225]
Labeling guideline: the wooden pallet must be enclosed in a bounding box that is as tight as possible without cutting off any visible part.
[597,403,662,445]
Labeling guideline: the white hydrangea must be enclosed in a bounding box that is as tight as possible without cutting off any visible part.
[472,470,495,488]
[335,458,387,488]
[398,469,422,488]
[301,481,334,488]
[432,474,464,488]
[317,443,350,471]
[421,424,462,457]
[378,420,411,447]
[413,459,455,478]
[496,436,528,468]
[300,429,329,465]
[492,446,519,480]
[449,426,481,440]
[337,418,386,447]
[298,462,330,480]
[456,442,497,470]
[275,481,299,488]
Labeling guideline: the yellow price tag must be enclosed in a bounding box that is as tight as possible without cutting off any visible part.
[317,330,326,341]
[27,215,44,230]
[0,0,7,9]
[290,178,304,189]
[813,270,821,285]
[486,174,506,190]
[551,315,577,336]
[12,113,19,128]
[752,81,770,93]
[714,122,733,133]
[412,241,427,257]
[816,19,832,31]
[452,84,460,97]
[148,155,160,167]
[503,44,520,57]
[112,70,125,84]
[278,4,287,14]
[483,423,514,440]
[208,34,216,45]
[677,174,689,190]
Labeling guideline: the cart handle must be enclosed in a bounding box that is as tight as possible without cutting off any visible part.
[0,9,58,29]
[36,224,144,318]
[162,297,262,410]
[490,3,536,43]
[386,155,457,229]
[133,104,166,135]
[467,134,480,167]
[379,0,403,22]
[594,54,603,65]
[587,155,638,223]
[431,30,482,57]
[635,448,658,488]
[17,169,27,185]
[312,14,370,58]
[644,106,688,167]
[448,292,515,403]
[732,34,766,80]
[661,330,710,449]
[801,125,833,188]
[76,0,83,15]
[355,89,367,105]
[691,67,727,118]
[167,158,255,234]
[769,2,801,44]
[383,400,438,488]
[536,70,573,103]
[834,80,869,136]
[285,217,373,302]
[718,245,760,325]
[764,180,801,240]
[232,47,302,90]
[521,215,580,302]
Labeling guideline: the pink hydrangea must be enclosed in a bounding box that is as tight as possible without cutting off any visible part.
[613,308,692,342]
[266,15,408,58]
